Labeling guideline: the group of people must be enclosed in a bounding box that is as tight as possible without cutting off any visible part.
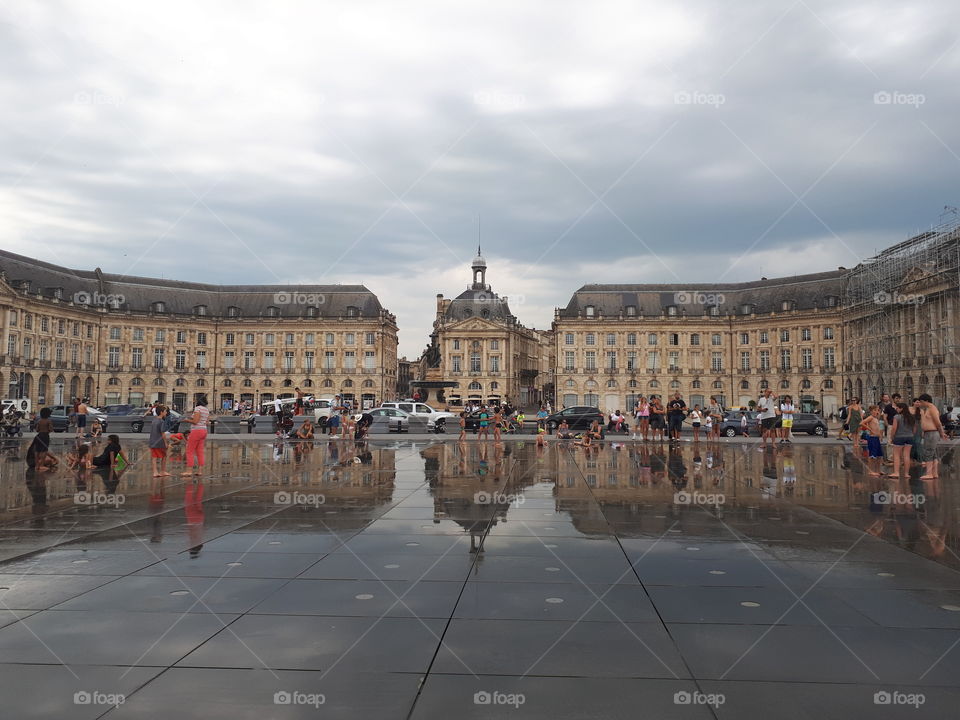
[630,394,728,443]
[839,392,949,480]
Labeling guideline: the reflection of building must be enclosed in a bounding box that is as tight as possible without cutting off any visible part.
[844,217,960,406]
[554,273,845,415]
[419,249,552,407]
[0,250,398,411]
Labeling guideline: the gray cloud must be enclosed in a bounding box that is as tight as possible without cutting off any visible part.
[1,0,958,356]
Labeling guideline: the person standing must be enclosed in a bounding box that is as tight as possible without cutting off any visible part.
[757,389,778,448]
[634,396,650,441]
[184,394,210,477]
[477,406,490,441]
[707,396,723,441]
[887,402,917,479]
[779,394,795,444]
[666,393,686,442]
[458,411,467,441]
[846,398,863,453]
[149,405,170,478]
[917,393,948,480]
[689,405,702,442]
[294,386,304,416]
[75,397,88,439]
[858,405,884,477]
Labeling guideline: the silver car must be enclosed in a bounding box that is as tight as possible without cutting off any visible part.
[364,407,411,433]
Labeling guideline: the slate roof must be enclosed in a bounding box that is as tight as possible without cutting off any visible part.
[444,288,514,323]
[0,249,387,319]
[559,270,846,318]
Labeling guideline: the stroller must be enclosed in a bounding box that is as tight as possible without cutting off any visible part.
[1,412,24,438]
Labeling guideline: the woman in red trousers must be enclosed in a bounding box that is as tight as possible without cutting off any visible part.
[184,394,210,477]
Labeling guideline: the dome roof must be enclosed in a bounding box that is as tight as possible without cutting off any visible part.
[445,288,512,322]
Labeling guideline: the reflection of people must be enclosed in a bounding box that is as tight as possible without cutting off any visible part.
[184,483,205,557]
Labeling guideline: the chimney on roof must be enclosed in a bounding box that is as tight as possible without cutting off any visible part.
[838,266,846,271]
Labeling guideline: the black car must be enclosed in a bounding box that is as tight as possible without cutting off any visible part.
[42,405,109,432]
[544,406,605,432]
[719,411,759,437]
[790,413,828,436]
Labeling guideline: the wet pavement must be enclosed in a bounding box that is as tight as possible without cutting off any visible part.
[0,435,959,718]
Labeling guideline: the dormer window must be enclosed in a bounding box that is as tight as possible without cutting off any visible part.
[708,305,720,316]
[463,308,472,318]
[305,306,318,318]
[151,301,165,313]
[625,305,637,316]
[346,306,359,317]
[193,304,208,316]
[51,287,64,299]
[825,295,838,307]
[227,306,241,318]
[265,306,280,318]
[740,303,753,315]
[18,280,30,292]
[585,305,595,318]
[666,305,678,316]
[781,300,795,311]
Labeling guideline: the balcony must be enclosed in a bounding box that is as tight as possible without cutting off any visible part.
[646,369,658,374]
[71,362,81,370]
[667,367,681,374]
[738,367,751,374]
[604,368,618,374]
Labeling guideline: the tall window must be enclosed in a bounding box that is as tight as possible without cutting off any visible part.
[264,351,275,370]
[345,333,355,345]
[627,351,637,370]
[470,351,481,372]
[305,333,315,346]
[740,351,750,370]
[606,351,617,370]
[54,342,64,363]
[759,331,768,344]
[780,348,791,371]
[585,351,597,370]
[801,348,813,370]
[668,351,679,370]
[801,328,811,341]
[824,327,834,340]
[153,348,165,368]
[305,351,314,370]
[823,347,835,368]
[326,333,335,346]
[627,333,637,345]
[245,333,254,345]
[760,350,770,371]
[739,332,749,344]
[364,351,375,369]
[133,328,144,342]
[284,351,294,370]
[109,326,120,340]
[711,352,723,372]
[196,350,207,369]
[324,351,335,369]
[265,333,275,346]
[244,351,255,369]
[780,329,790,342]
[107,346,120,368]
[224,351,235,370]
[489,355,500,372]
[452,355,462,373]
[286,333,295,346]
[132,347,143,369]
[585,333,595,346]
[344,351,355,370]
[565,333,574,345]
[711,333,722,346]
[225,333,235,346]
[491,340,499,350]
[646,351,660,370]
[197,332,207,346]
[690,333,700,346]
[177,330,186,343]
[564,351,575,371]
[175,349,186,369]
[648,333,658,345]
[606,333,616,346]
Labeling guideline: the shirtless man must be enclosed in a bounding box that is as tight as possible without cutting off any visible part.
[917,393,948,479]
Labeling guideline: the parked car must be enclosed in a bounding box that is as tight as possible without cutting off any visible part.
[362,407,411,433]
[790,412,828,436]
[380,402,458,433]
[42,405,109,433]
[544,406,605,432]
[98,405,185,433]
[719,411,759,437]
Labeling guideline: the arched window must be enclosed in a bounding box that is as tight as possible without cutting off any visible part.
[741,380,750,389]
[131,377,143,386]
[670,380,680,389]
[263,379,273,387]
[628,380,638,388]
[196,379,205,387]
[108,377,120,386]
[322,379,333,387]
[362,379,374,388]
[490,381,499,389]
[282,379,293,387]
[175,378,186,386]
[713,380,723,389]
[468,381,482,390]
[607,380,617,388]
[648,380,659,389]
[303,379,313,387]
[243,379,253,387]
[223,379,232,387]
[153,377,165,386]
[801,379,812,389]
[824,379,833,389]
[343,379,353,387]
[780,380,790,389]
[691,380,702,389]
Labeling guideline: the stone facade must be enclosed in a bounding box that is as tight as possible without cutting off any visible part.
[0,250,398,412]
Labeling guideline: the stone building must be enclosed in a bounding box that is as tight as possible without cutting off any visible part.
[553,272,846,415]
[418,249,550,408]
[0,249,398,412]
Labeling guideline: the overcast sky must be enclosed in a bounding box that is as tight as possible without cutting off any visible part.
[2,0,959,356]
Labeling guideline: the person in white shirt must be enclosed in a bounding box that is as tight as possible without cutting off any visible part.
[757,389,778,448]
[779,395,795,443]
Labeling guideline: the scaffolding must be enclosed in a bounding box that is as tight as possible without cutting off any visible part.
[844,208,960,404]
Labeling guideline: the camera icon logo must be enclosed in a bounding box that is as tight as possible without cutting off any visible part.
[874,691,891,705]
[674,691,692,704]
[674,491,691,505]
[474,491,491,505]
[274,691,292,705]
[474,691,492,705]
[274,491,292,505]
[74,492,91,505]
[73,291,92,305]
[74,691,92,705]
[874,491,891,505]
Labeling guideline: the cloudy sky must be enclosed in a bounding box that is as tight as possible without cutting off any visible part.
[2,0,959,356]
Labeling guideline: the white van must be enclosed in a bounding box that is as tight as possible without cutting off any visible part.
[1,398,31,416]
[309,396,337,421]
